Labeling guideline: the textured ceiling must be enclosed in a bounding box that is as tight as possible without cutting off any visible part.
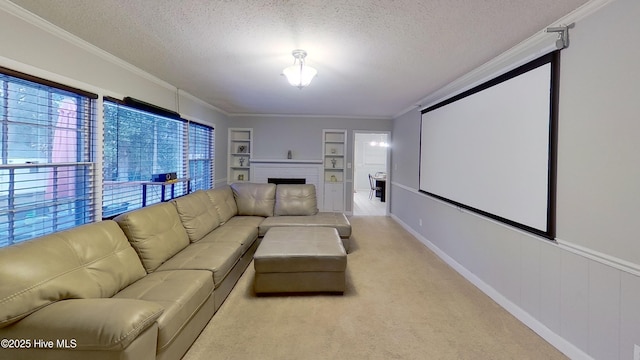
[9,0,589,118]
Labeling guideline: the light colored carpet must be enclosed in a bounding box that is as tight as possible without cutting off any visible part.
[182,216,566,360]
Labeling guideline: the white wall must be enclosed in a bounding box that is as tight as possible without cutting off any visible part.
[0,1,234,188]
[228,115,393,212]
[391,0,640,359]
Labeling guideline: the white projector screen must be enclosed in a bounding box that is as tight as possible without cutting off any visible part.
[419,52,558,238]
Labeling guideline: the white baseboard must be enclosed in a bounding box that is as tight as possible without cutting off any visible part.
[390,214,592,360]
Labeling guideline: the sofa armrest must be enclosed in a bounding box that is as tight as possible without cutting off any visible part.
[0,298,164,351]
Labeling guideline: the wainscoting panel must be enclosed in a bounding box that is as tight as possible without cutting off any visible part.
[587,261,620,360]
[390,183,640,359]
[519,236,542,320]
[620,272,640,360]
[560,251,590,352]
[538,242,562,335]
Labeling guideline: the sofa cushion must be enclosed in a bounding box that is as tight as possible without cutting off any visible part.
[155,242,243,288]
[199,224,258,255]
[231,182,276,217]
[223,215,265,228]
[114,202,190,273]
[205,186,238,224]
[0,298,164,350]
[113,270,213,351]
[274,184,319,216]
[0,220,146,328]
[172,190,221,242]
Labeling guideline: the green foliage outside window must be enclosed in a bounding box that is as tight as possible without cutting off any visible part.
[103,102,182,182]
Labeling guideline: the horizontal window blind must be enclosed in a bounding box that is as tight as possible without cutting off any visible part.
[188,122,214,192]
[103,100,186,217]
[0,70,97,247]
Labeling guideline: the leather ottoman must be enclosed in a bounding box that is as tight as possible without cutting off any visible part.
[253,227,347,294]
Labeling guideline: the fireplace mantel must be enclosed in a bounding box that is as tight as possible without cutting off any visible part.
[250,159,322,164]
[250,160,325,209]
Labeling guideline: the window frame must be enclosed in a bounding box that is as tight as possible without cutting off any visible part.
[0,66,97,247]
[102,97,214,219]
[188,120,215,192]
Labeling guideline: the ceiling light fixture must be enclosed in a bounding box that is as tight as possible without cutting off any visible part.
[282,49,317,89]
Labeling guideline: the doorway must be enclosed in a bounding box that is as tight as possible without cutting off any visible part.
[353,131,390,216]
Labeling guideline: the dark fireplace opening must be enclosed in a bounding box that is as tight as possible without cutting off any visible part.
[268,178,306,185]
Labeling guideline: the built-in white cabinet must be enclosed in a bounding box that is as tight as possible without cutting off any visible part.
[324,182,344,212]
[228,128,252,183]
[322,129,346,212]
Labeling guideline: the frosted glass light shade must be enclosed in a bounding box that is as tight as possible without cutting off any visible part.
[283,63,317,88]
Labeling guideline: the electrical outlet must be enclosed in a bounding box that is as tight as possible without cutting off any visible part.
[419,219,422,227]
[634,344,640,360]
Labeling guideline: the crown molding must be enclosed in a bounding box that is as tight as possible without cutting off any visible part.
[0,54,105,96]
[1,0,234,118]
[393,0,616,119]
[177,89,230,117]
[0,0,175,92]
[229,112,392,120]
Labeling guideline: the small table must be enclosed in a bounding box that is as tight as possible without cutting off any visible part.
[373,175,386,202]
[141,178,190,207]
[253,227,347,294]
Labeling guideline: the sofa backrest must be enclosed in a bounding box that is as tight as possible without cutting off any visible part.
[274,184,319,216]
[230,182,276,217]
[0,220,146,328]
[172,190,221,242]
[205,186,238,224]
[114,202,190,273]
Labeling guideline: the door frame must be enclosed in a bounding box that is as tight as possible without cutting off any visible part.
[353,130,391,215]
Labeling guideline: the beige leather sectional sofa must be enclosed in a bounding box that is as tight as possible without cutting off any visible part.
[0,183,350,360]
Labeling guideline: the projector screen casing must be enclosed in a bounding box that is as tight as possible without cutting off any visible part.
[419,52,558,239]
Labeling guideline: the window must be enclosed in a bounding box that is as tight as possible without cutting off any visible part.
[0,68,215,246]
[188,122,214,192]
[0,68,97,247]
[103,99,189,217]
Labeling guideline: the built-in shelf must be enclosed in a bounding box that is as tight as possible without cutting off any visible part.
[322,129,347,212]
[228,128,252,183]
